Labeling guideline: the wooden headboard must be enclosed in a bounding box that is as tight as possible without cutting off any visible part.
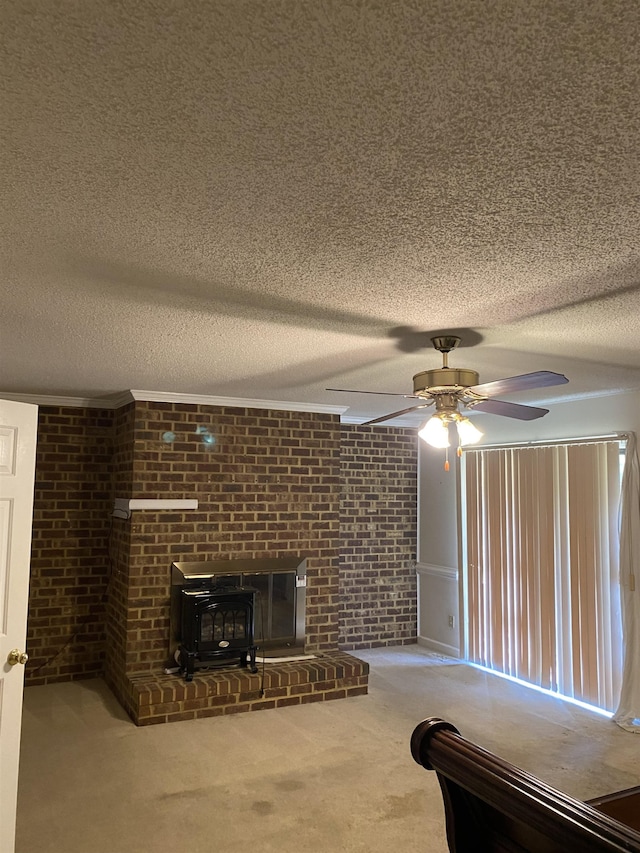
[411,717,640,853]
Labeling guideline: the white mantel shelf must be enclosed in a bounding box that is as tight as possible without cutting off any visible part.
[113,498,198,518]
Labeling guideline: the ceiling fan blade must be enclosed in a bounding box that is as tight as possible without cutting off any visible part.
[467,371,569,398]
[470,399,549,420]
[362,403,433,426]
[326,387,419,398]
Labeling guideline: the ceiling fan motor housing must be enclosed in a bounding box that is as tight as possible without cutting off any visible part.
[413,367,480,396]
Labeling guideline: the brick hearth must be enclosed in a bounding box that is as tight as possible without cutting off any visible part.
[121,651,369,725]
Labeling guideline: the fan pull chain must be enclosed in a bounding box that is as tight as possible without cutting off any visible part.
[443,445,464,471]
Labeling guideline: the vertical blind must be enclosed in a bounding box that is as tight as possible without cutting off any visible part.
[463,440,623,711]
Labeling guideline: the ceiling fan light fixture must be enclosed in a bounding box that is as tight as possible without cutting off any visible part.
[455,416,483,446]
[418,411,482,449]
[418,414,450,448]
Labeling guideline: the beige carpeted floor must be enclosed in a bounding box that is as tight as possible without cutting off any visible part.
[15,645,640,853]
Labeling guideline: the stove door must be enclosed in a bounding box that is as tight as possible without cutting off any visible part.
[194,595,255,653]
[200,606,248,644]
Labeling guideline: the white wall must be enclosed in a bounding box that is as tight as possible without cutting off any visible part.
[416,389,640,657]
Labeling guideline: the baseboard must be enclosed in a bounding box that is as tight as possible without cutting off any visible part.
[417,636,460,659]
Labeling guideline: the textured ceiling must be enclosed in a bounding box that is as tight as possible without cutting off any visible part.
[2,0,640,424]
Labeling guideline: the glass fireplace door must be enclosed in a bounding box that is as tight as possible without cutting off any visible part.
[244,571,296,647]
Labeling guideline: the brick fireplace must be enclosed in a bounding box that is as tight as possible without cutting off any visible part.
[27,401,417,724]
[103,401,369,724]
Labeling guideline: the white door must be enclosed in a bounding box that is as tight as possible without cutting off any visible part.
[0,400,37,853]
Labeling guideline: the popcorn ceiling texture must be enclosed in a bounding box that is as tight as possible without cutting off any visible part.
[2,1,640,423]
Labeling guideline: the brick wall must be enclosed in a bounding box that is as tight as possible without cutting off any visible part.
[26,403,419,693]
[339,424,418,650]
[104,401,342,704]
[104,403,136,688]
[27,407,114,684]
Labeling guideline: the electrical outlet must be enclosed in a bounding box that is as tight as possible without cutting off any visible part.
[448,615,455,629]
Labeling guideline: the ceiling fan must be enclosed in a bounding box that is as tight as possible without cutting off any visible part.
[327,335,569,451]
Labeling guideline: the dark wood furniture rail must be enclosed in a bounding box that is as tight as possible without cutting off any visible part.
[411,717,640,853]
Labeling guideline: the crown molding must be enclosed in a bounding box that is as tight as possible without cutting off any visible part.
[0,389,348,416]
[127,389,348,415]
[0,392,116,409]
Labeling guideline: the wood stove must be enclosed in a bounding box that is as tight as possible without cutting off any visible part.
[175,582,258,681]
[170,557,307,681]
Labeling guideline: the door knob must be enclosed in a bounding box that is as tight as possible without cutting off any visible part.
[7,649,28,666]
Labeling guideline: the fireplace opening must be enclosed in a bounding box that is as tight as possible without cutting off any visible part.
[170,557,307,674]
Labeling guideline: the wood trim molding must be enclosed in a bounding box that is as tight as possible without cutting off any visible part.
[415,562,458,580]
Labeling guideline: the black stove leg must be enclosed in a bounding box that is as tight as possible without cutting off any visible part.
[248,645,258,674]
[180,647,196,682]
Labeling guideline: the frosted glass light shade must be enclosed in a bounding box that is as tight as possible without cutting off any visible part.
[418,415,450,448]
[456,417,483,445]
